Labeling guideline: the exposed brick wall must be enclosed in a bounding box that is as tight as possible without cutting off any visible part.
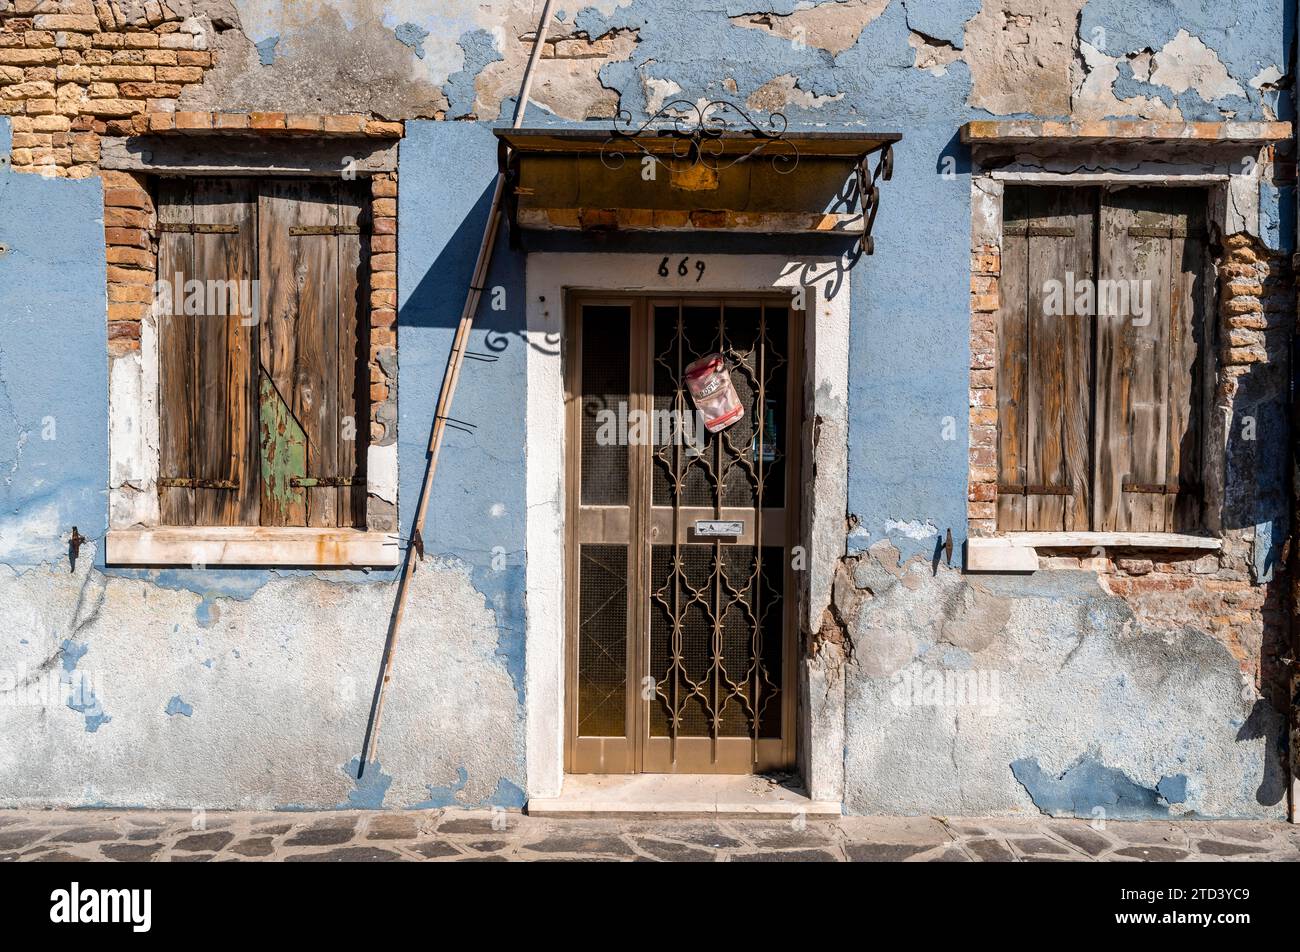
[367,169,397,531]
[0,0,215,177]
[968,242,999,536]
[102,166,152,355]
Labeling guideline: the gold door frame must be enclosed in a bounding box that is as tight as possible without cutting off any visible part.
[564,291,805,775]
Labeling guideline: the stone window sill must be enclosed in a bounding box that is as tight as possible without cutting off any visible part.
[966,532,1221,573]
[105,528,400,568]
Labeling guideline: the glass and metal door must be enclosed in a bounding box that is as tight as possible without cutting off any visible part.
[565,294,803,774]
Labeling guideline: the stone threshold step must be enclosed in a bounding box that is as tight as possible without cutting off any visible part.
[527,774,841,819]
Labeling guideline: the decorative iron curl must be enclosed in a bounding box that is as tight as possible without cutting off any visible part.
[857,141,893,256]
[601,99,800,175]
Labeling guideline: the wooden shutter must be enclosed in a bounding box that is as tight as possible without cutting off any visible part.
[257,180,369,528]
[157,179,259,527]
[996,186,1094,532]
[158,178,368,529]
[1094,188,1206,532]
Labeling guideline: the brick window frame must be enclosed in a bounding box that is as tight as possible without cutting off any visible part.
[962,121,1293,573]
[102,116,402,567]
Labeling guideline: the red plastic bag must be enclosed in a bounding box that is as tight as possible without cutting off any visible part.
[684,353,744,433]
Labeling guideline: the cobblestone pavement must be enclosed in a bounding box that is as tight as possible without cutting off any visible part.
[1,811,1297,862]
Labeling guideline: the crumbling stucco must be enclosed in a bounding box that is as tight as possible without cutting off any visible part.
[964,0,1086,116]
[730,0,889,56]
[0,547,524,809]
[838,552,1286,818]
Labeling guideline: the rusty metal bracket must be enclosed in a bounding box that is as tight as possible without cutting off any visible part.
[68,526,88,573]
[856,141,893,256]
[289,476,366,488]
[997,483,1073,496]
[158,477,239,489]
[289,225,364,236]
[157,222,239,234]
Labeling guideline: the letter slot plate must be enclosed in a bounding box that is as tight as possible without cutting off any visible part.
[693,519,744,538]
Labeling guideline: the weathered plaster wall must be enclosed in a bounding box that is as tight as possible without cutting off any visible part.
[0,114,527,809]
[0,0,1294,815]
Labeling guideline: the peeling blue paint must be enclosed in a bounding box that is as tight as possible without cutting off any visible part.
[1157,774,1188,804]
[403,767,523,809]
[280,758,392,810]
[60,638,110,733]
[1080,0,1290,121]
[164,695,193,717]
[1012,756,1188,819]
[394,22,430,59]
[412,765,468,808]
[485,777,527,809]
[255,35,279,66]
[446,29,503,117]
[59,639,87,673]
[900,0,981,50]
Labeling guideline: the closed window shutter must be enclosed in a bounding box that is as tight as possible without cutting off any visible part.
[1094,188,1206,533]
[157,178,259,527]
[996,186,1094,532]
[257,180,368,528]
[158,178,368,529]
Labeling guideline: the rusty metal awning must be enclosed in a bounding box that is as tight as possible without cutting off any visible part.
[495,103,900,252]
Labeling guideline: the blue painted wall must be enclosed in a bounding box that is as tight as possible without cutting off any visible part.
[397,121,529,701]
[0,117,108,569]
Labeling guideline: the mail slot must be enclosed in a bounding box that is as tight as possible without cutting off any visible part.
[693,520,744,537]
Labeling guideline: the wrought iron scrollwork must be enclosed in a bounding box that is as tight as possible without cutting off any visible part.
[601,99,800,175]
[857,141,893,256]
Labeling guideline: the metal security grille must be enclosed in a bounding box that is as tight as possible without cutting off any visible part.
[566,295,802,775]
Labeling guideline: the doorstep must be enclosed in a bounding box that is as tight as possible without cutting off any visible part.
[526,774,841,819]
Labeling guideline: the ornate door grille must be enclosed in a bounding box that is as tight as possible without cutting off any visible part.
[565,294,803,774]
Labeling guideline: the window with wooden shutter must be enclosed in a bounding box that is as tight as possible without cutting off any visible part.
[157,178,370,529]
[995,185,1209,534]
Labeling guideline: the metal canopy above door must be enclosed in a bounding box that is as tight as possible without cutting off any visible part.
[496,102,898,252]
[565,293,804,775]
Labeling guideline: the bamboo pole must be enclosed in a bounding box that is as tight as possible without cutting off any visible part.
[358,0,556,778]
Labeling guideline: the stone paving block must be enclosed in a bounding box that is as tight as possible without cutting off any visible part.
[1113,845,1189,861]
[1054,824,1112,856]
[522,833,636,857]
[633,838,717,862]
[1012,837,1070,856]
[366,813,423,840]
[845,842,937,861]
[0,829,46,850]
[174,831,234,852]
[1196,839,1267,857]
[228,837,276,857]
[285,847,402,862]
[435,816,505,834]
[966,838,1015,861]
[403,841,463,859]
[50,825,121,843]
[100,842,163,861]
[284,818,357,847]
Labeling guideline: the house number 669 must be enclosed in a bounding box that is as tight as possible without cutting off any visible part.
[658,256,706,282]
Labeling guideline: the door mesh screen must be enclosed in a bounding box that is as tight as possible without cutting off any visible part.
[581,305,630,506]
[577,544,628,737]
